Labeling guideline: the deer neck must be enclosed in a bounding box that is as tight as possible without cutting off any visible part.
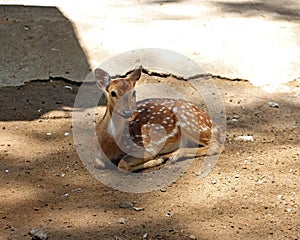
[100,105,128,142]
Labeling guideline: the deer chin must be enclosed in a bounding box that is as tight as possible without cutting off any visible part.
[118,111,133,120]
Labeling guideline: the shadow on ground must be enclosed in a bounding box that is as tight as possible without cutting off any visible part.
[216,0,300,21]
[0,5,91,86]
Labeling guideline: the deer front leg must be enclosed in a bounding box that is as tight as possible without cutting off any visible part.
[118,155,166,172]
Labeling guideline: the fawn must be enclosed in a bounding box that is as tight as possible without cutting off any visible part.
[95,66,224,172]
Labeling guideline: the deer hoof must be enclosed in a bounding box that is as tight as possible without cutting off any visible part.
[94,157,105,169]
[118,159,130,171]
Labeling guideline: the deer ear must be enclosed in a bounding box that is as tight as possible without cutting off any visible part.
[94,68,111,90]
[129,65,143,83]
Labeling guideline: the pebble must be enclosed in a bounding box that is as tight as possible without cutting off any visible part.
[143,233,149,240]
[232,115,239,122]
[118,218,125,224]
[211,180,217,185]
[160,188,167,192]
[165,212,173,218]
[235,136,254,142]
[119,202,134,209]
[189,235,197,240]
[285,208,292,213]
[64,132,70,136]
[0,212,6,219]
[63,193,69,198]
[133,207,144,211]
[29,227,48,240]
[46,133,52,136]
[268,102,279,108]
[72,187,83,193]
[277,195,283,201]
[64,86,73,90]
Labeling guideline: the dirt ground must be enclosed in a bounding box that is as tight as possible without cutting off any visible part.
[0,73,299,240]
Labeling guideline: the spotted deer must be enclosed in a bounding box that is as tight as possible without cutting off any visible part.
[95,66,224,171]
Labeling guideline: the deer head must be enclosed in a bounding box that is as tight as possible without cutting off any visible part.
[95,66,143,119]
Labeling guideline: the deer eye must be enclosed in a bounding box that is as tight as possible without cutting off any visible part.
[110,91,117,97]
[132,90,136,98]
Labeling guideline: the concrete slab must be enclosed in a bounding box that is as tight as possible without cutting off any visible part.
[0,4,91,86]
[0,0,299,88]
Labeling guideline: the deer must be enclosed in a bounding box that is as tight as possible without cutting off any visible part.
[95,66,224,172]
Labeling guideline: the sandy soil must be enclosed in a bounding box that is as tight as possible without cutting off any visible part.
[0,74,299,240]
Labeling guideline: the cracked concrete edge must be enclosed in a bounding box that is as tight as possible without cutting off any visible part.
[5,47,251,86]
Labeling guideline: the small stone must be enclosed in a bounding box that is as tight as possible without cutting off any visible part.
[211,180,217,185]
[268,102,279,108]
[64,86,73,90]
[165,212,173,218]
[133,207,144,211]
[119,202,134,209]
[234,174,240,178]
[29,227,48,240]
[4,169,9,173]
[143,233,149,240]
[118,218,125,224]
[46,133,52,136]
[160,188,167,192]
[0,212,6,219]
[235,136,254,142]
[285,208,292,213]
[72,187,83,193]
[64,132,70,136]
[189,234,197,240]
[63,193,69,197]
[277,195,283,201]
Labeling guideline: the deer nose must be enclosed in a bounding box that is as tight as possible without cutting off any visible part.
[121,109,133,118]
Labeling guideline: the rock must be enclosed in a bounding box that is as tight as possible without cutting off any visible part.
[235,136,254,142]
[211,180,217,185]
[133,207,144,211]
[165,212,173,218]
[160,188,167,192]
[72,187,83,193]
[189,235,197,240]
[285,208,292,213]
[277,194,283,201]
[268,102,279,108]
[29,227,48,240]
[118,218,126,224]
[0,212,6,219]
[63,193,69,197]
[119,202,134,209]
[143,233,149,240]
[64,85,73,90]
